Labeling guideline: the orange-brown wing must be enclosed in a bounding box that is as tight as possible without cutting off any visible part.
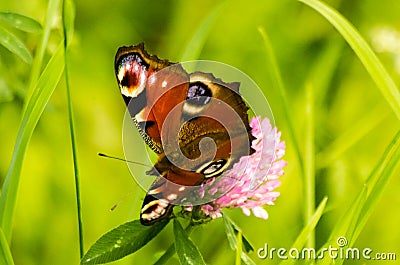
[115,43,189,153]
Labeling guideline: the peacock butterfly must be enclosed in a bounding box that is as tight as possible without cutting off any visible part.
[115,43,254,225]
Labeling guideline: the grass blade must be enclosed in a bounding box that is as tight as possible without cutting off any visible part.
[317,131,400,265]
[0,12,42,33]
[0,228,14,265]
[306,38,343,105]
[180,2,225,62]
[350,131,400,243]
[279,197,328,265]
[298,0,400,119]
[0,25,32,64]
[62,0,75,43]
[316,187,367,265]
[317,104,390,168]
[258,26,305,176]
[62,0,82,258]
[0,42,64,242]
[304,83,315,249]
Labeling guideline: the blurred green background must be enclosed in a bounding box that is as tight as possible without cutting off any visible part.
[1,0,399,264]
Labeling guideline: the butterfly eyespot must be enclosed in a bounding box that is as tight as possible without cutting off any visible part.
[117,53,149,98]
[198,159,229,178]
[186,82,212,106]
[182,82,212,116]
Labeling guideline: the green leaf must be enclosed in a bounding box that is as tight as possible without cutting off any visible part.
[81,219,168,264]
[173,219,206,265]
[0,228,14,265]
[279,197,328,265]
[0,42,65,242]
[224,215,254,253]
[0,12,42,33]
[153,224,196,265]
[235,229,242,265]
[298,0,400,119]
[0,25,32,64]
[24,0,62,110]
[223,214,256,265]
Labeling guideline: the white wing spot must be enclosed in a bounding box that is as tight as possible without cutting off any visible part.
[167,193,178,201]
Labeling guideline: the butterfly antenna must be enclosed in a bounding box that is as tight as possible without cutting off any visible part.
[110,191,134,211]
[98,152,151,167]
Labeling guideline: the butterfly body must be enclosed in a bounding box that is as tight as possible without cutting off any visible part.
[115,43,253,225]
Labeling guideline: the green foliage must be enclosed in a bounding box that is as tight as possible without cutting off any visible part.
[0,25,32,64]
[173,219,206,265]
[317,131,400,265]
[223,214,256,265]
[299,0,400,119]
[279,197,328,265]
[0,12,42,64]
[0,42,64,242]
[81,220,168,264]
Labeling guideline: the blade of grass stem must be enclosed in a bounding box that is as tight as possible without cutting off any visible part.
[316,187,367,265]
[317,104,390,168]
[279,197,328,265]
[304,83,315,249]
[298,0,400,119]
[0,42,64,242]
[306,38,343,106]
[0,228,14,265]
[179,2,225,62]
[258,26,305,176]
[62,0,82,258]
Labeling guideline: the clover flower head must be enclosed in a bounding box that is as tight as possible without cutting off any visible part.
[196,116,287,220]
